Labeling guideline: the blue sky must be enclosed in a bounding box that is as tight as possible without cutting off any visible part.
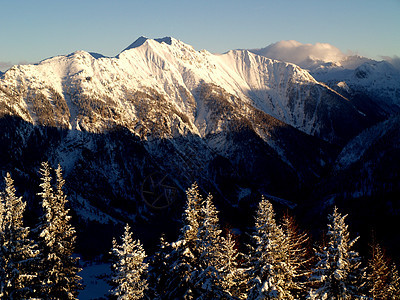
[1,0,399,71]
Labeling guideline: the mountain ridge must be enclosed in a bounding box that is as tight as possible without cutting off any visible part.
[1,36,399,258]
[249,40,400,113]
[0,37,371,144]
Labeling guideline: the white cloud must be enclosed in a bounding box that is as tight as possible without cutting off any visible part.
[251,40,346,66]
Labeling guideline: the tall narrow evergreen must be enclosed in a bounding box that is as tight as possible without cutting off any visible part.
[247,197,294,300]
[37,162,82,299]
[309,207,365,299]
[0,173,39,299]
[110,223,148,300]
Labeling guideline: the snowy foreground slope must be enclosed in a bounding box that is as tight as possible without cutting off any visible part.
[0,37,399,259]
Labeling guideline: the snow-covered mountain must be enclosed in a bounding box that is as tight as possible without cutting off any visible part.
[250,40,400,114]
[0,36,370,144]
[0,36,398,257]
[312,60,400,113]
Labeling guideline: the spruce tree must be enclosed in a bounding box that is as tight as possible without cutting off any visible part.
[0,173,39,299]
[309,207,365,299]
[110,223,148,300]
[247,197,294,300]
[37,162,82,299]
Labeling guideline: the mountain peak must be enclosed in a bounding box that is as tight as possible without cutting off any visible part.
[154,36,173,45]
[122,36,176,52]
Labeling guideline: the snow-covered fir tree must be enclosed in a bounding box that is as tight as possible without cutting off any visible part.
[36,162,82,299]
[192,193,225,299]
[309,207,365,299]
[163,182,204,299]
[110,223,148,300]
[152,183,249,299]
[281,213,312,298]
[0,173,39,299]
[247,197,294,300]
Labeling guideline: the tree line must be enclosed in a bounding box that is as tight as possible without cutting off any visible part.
[1,166,399,299]
[110,183,400,299]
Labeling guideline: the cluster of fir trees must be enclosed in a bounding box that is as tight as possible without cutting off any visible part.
[2,165,399,299]
[110,182,400,300]
[0,162,81,299]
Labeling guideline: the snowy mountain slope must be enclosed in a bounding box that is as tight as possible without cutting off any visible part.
[1,37,400,260]
[250,41,400,114]
[0,100,334,260]
[0,37,347,245]
[0,37,369,144]
[312,61,400,113]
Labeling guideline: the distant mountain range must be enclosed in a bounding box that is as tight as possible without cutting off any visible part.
[1,37,399,256]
